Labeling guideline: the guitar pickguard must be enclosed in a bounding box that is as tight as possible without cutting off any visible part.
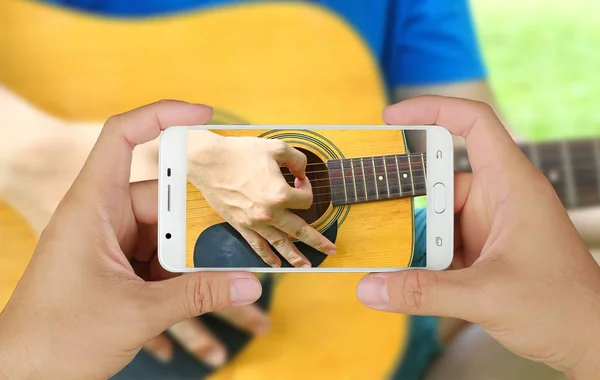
[193,221,338,268]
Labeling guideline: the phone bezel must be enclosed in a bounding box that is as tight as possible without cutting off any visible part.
[158,125,453,273]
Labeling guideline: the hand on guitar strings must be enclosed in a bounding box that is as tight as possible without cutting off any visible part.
[187,133,336,268]
[357,96,600,380]
[0,101,264,379]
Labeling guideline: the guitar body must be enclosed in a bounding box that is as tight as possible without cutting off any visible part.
[1,1,412,378]
[188,128,415,269]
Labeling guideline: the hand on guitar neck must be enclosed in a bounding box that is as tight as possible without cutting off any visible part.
[358,96,600,380]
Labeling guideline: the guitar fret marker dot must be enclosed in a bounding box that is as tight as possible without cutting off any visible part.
[403,173,408,179]
[378,176,383,180]
[548,170,560,182]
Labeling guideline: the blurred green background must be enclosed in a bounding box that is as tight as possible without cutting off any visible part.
[472,0,600,140]
[416,0,599,210]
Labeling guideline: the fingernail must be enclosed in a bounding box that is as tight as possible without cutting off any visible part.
[230,278,261,305]
[271,262,281,268]
[357,276,390,309]
[155,348,172,363]
[203,347,227,368]
[301,263,311,268]
[325,246,336,255]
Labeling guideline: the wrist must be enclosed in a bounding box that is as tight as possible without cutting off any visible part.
[566,309,600,380]
[186,130,224,169]
[0,311,40,379]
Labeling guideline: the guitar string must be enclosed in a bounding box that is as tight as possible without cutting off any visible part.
[186,193,428,209]
[282,176,428,191]
[186,175,428,209]
[280,152,427,167]
[187,179,429,208]
[278,162,428,177]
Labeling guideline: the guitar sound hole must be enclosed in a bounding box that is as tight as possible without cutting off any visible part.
[281,148,331,224]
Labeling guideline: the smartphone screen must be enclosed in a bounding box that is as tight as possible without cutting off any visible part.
[183,128,433,270]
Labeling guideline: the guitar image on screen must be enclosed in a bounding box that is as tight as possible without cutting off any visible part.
[188,128,426,269]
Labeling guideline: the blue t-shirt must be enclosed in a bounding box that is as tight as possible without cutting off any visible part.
[41,0,486,91]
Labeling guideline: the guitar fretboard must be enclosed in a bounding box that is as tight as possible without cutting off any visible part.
[327,153,427,206]
[454,139,600,209]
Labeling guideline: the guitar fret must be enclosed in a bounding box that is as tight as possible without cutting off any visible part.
[372,157,379,200]
[340,159,348,204]
[373,156,388,199]
[407,154,415,194]
[397,155,413,196]
[383,157,391,197]
[385,156,401,197]
[350,158,366,202]
[560,141,577,208]
[395,155,403,196]
[350,159,358,201]
[360,158,368,201]
[569,141,600,207]
[363,157,378,200]
[326,160,345,207]
[410,154,427,196]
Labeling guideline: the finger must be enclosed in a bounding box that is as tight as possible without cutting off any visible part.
[78,100,212,196]
[270,141,307,179]
[454,172,472,214]
[214,304,271,335]
[281,177,313,210]
[255,226,312,268]
[143,272,262,334]
[382,96,528,174]
[236,227,282,268]
[130,180,158,225]
[357,269,479,321]
[274,211,336,255]
[168,318,227,368]
[143,334,173,363]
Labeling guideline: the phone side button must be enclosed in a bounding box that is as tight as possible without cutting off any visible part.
[433,182,446,214]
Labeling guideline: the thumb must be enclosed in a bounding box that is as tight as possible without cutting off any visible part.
[357,269,479,321]
[145,272,262,331]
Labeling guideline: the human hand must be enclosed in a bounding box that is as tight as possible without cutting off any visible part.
[144,304,269,367]
[0,100,263,380]
[0,88,270,367]
[356,96,600,379]
[187,134,336,268]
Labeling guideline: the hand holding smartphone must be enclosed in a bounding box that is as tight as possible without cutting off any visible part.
[158,126,453,272]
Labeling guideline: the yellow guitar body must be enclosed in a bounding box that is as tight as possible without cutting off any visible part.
[1,1,411,378]
[187,128,414,269]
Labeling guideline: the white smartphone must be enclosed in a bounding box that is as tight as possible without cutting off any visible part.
[158,125,453,272]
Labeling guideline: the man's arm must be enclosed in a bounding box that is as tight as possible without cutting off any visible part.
[393,79,513,151]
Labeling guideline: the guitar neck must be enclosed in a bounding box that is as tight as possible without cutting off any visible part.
[326,153,427,207]
[454,138,600,209]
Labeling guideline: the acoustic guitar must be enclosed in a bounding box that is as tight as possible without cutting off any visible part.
[2,1,598,379]
[455,141,600,208]
[189,129,426,269]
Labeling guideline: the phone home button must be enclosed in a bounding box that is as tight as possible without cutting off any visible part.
[433,182,446,214]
